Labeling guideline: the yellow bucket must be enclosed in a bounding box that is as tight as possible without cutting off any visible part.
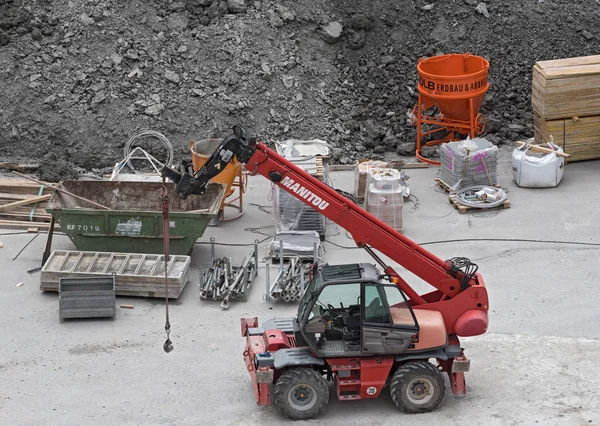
[190,139,240,206]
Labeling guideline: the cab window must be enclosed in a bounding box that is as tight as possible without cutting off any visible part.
[363,284,417,328]
[363,284,391,324]
[317,283,360,308]
[383,285,417,328]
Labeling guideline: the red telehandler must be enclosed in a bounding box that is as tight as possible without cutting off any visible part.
[162,126,489,420]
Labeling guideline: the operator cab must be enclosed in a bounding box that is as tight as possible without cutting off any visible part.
[296,264,447,357]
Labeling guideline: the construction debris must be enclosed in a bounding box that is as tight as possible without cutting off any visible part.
[45,180,224,255]
[0,179,55,229]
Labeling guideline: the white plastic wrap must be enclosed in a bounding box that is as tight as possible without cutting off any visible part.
[364,167,409,211]
[511,142,564,188]
[267,231,323,261]
[275,139,331,158]
[354,160,390,201]
[368,168,402,192]
[439,137,499,190]
[272,154,327,238]
[366,183,403,232]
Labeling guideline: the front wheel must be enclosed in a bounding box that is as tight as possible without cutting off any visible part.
[273,368,329,420]
[390,361,446,414]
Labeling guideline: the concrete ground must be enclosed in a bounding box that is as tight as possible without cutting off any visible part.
[1,147,599,425]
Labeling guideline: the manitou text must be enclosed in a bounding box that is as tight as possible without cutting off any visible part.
[280,176,330,210]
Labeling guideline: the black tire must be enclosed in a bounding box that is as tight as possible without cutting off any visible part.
[390,361,446,414]
[273,368,329,420]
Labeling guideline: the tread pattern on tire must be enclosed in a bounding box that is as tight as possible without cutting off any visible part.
[390,361,446,414]
[273,367,329,420]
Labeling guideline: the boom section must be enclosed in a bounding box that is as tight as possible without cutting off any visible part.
[246,143,468,298]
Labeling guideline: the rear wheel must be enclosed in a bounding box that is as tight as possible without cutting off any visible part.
[274,368,329,420]
[390,361,446,414]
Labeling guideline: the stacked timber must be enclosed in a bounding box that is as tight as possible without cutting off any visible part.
[0,179,55,230]
[532,55,600,162]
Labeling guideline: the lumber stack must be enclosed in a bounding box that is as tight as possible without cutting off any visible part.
[0,179,55,230]
[532,55,600,162]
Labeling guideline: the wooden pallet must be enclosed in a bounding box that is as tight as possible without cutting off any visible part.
[434,178,456,194]
[315,156,325,179]
[449,194,510,214]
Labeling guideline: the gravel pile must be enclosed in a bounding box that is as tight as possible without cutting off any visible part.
[0,0,598,175]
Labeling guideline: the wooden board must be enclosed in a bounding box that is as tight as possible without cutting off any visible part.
[534,113,600,162]
[0,179,55,229]
[0,180,54,195]
[449,195,510,215]
[434,178,456,194]
[0,194,51,211]
[532,55,600,120]
[535,55,600,70]
[0,163,39,172]
[0,220,55,230]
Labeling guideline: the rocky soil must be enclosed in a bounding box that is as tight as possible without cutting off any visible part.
[0,0,599,177]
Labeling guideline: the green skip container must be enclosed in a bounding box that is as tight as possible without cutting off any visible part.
[46,180,225,255]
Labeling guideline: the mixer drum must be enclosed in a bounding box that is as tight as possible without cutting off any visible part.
[417,53,489,122]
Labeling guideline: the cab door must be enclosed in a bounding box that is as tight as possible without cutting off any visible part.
[361,283,419,355]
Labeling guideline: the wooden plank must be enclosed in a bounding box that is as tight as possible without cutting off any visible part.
[0,194,51,211]
[3,206,49,216]
[534,113,600,162]
[434,178,455,194]
[0,180,54,195]
[0,192,40,201]
[0,220,56,230]
[13,172,111,210]
[536,55,600,75]
[532,56,600,120]
[541,64,600,78]
[515,142,570,157]
[0,212,53,222]
[0,163,39,172]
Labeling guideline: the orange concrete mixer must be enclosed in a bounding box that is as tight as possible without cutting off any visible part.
[412,53,490,165]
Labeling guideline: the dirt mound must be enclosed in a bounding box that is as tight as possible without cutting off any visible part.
[0,0,598,175]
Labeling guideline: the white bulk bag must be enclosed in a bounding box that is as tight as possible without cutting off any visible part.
[511,143,564,188]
